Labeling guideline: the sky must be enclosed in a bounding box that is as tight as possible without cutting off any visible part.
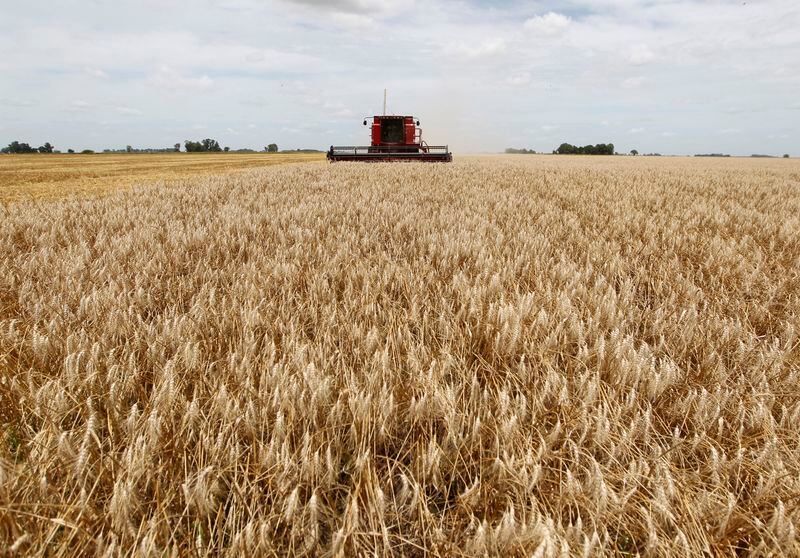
[0,0,798,155]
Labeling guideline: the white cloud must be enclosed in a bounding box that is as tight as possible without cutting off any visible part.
[629,127,644,134]
[116,106,143,116]
[329,12,376,29]
[506,72,532,86]
[84,67,109,79]
[523,12,571,37]
[282,0,413,15]
[68,100,93,112]
[621,76,645,89]
[1,98,36,107]
[444,38,506,60]
[628,44,655,65]
[147,66,213,92]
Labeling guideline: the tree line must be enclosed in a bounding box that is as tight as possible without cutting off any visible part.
[2,141,55,154]
[2,139,282,154]
[554,143,615,155]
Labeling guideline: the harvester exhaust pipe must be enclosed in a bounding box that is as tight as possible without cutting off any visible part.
[383,88,387,116]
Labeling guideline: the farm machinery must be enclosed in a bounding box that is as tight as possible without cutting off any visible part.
[327,93,452,163]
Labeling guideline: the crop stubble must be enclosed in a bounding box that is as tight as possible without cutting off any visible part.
[0,152,324,203]
[0,156,799,555]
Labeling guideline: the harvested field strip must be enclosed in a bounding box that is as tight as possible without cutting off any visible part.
[0,152,325,203]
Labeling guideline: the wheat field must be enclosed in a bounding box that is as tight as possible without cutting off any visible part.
[1,156,799,556]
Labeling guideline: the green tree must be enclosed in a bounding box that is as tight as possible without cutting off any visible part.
[2,141,37,154]
[784,154,790,158]
[174,143,181,152]
[224,146,230,152]
[201,138,222,152]
[67,148,75,154]
[37,142,54,154]
[267,143,278,153]
[126,145,133,153]
[630,149,639,156]
[185,139,222,152]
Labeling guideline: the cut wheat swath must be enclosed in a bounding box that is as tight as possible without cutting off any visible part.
[1,155,799,556]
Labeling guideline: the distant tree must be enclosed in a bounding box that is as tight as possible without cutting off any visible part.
[555,142,614,155]
[201,138,222,152]
[37,142,54,154]
[224,146,230,152]
[2,141,37,154]
[174,143,181,152]
[630,149,639,156]
[267,143,278,153]
[184,139,221,152]
[67,148,75,154]
[80,149,95,154]
[126,145,133,153]
[784,154,790,158]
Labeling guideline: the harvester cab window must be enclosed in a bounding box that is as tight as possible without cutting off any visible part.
[380,118,405,144]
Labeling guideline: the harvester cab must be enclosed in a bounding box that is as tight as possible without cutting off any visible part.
[327,115,452,163]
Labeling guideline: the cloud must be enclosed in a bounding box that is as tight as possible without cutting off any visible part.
[1,98,36,107]
[523,12,571,37]
[116,106,143,116]
[147,66,213,92]
[628,127,644,134]
[621,76,645,89]
[84,67,109,79]
[282,0,413,15]
[444,38,507,60]
[628,44,654,65]
[540,125,558,132]
[506,72,532,86]
[68,100,93,112]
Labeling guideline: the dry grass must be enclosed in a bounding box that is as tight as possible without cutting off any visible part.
[0,152,324,203]
[1,155,799,556]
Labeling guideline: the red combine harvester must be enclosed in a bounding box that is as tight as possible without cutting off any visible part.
[327,115,452,163]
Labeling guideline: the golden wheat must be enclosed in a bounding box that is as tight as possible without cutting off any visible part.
[0,152,325,203]
[1,155,799,556]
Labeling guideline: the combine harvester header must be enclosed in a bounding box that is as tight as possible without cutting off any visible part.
[327,91,452,163]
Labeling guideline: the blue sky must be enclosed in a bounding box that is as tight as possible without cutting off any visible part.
[0,0,798,155]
